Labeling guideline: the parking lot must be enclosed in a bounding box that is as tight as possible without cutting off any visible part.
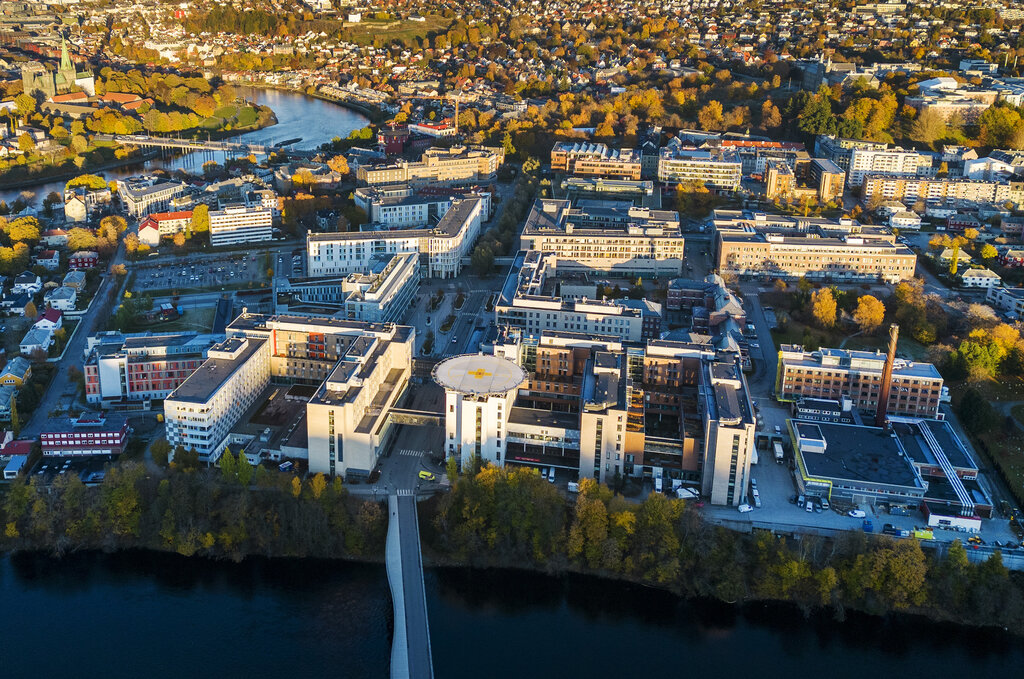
[134,254,268,293]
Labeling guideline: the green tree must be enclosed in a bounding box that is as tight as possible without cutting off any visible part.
[236,451,254,486]
[9,396,18,437]
[150,438,172,467]
[220,448,237,480]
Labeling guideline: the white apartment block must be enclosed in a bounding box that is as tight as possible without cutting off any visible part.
[986,286,1024,316]
[353,184,491,228]
[847,147,934,187]
[862,174,1012,204]
[520,198,685,276]
[307,197,483,279]
[495,251,650,342]
[209,205,274,247]
[356,145,504,187]
[118,176,188,218]
[658,145,742,190]
[306,326,414,477]
[164,336,272,462]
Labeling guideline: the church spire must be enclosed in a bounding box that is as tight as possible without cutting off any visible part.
[60,36,73,73]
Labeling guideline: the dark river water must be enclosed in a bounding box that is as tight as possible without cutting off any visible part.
[1,552,1021,678]
[0,86,369,205]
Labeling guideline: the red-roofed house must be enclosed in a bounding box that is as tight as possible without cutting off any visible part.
[42,229,68,247]
[138,210,192,246]
[36,249,60,271]
[34,307,63,332]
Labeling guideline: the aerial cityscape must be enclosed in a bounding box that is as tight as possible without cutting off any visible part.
[2,0,1024,676]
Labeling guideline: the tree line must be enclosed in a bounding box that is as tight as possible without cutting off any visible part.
[428,468,1024,632]
[1,458,386,562]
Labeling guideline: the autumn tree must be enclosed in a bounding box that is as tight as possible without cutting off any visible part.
[697,100,724,131]
[123,232,140,258]
[761,99,782,129]
[327,155,349,175]
[981,243,998,260]
[191,203,209,234]
[909,108,946,148]
[173,231,186,248]
[853,295,885,333]
[811,288,837,328]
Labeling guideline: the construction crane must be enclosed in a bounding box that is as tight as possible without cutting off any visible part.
[406,92,463,134]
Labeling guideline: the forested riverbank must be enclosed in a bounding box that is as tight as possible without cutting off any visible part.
[3,461,1023,636]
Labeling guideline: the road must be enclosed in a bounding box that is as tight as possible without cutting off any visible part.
[21,243,128,436]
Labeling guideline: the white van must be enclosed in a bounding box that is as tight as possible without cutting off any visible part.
[547,467,556,483]
[655,477,663,493]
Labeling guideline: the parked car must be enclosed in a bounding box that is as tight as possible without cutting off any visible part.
[418,471,436,481]
[738,504,753,513]
[805,500,814,513]
[819,496,830,511]
[848,509,867,518]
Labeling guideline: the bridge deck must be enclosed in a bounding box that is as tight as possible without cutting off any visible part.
[385,492,434,679]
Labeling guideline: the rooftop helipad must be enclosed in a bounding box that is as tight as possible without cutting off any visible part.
[431,354,527,396]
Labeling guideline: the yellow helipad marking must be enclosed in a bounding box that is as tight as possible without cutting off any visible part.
[467,369,493,379]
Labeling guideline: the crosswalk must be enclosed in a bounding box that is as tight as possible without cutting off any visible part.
[397,489,414,497]
[397,449,423,457]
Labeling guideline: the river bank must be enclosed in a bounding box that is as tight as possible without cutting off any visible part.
[3,463,1023,640]
[231,81,386,125]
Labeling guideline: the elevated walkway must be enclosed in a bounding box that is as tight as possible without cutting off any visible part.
[385,491,434,679]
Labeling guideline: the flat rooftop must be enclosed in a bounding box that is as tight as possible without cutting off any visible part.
[795,420,925,490]
[167,337,266,404]
[893,419,976,471]
[507,406,579,431]
[432,354,527,395]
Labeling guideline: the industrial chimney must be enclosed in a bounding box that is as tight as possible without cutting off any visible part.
[875,324,899,427]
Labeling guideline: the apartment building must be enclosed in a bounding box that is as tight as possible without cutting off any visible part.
[353,184,491,227]
[520,198,685,276]
[658,144,742,190]
[40,414,130,456]
[138,211,192,247]
[861,174,1012,204]
[713,210,917,283]
[720,139,808,175]
[776,345,944,419]
[274,252,419,323]
[809,158,846,201]
[118,176,188,218]
[550,142,642,180]
[209,205,274,247]
[440,329,755,505]
[906,94,990,124]
[83,331,220,407]
[495,251,658,342]
[306,197,483,279]
[164,336,272,461]
[305,324,414,477]
[986,286,1024,316]
[765,161,796,200]
[814,135,889,171]
[356,145,504,187]
[847,146,934,187]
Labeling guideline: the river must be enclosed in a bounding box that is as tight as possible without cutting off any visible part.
[0,87,370,206]
[1,552,1021,678]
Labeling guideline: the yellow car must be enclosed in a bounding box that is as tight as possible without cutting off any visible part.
[418,471,436,481]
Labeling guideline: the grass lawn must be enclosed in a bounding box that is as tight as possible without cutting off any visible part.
[341,15,450,45]
[949,380,1024,505]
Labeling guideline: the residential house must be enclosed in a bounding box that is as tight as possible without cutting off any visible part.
[36,250,60,271]
[62,270,87,291]
[960,268,1001,288]
[41,229,68,247]
[0,384,15,422]
[13,272,41,295]
[33,307,63,332]
[0,356,31,387]
[64,195,87,223]
[68,251,99,269]
[20,327,52,355]
[0,291,29,314]
[43,286,77,311]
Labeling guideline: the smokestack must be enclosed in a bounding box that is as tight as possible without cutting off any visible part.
[875,324,899,428]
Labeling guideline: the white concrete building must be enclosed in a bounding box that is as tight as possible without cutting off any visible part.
[889,211,922,230]
[209,205,273,247]
[657,144,742,190]
[164,336,272,462]
[960,268,1001,288]
[847,147,933,187]
[434,354,528,471]
[307,197,483,279]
